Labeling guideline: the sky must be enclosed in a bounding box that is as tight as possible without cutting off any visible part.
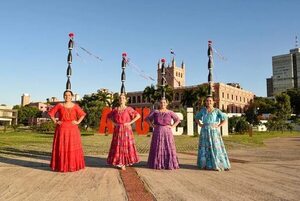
[0,0,298,106]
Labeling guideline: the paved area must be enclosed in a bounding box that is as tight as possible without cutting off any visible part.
[0,136,299,201]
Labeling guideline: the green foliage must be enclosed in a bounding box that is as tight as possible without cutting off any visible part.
[111,93,120,108]
[181,89,197,107]
[228,116,240,133]
[286,88,300,115]
[175,107,187,133]
[15,106,42,125]
[155,85,174,103]
[244,97,276,126]
[235,118,250,134]
[229,116,250,134]
[181,84,209,109]
[265,93,292,132]
[142,84,157,106]
[79,91,106,130]
[33,121,55,133]
[142,84,174,107]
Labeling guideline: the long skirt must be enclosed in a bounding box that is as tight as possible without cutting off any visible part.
[50,123,85,172]
[197,126,230,170]
[107,125,139,166]
[147,126,179,170]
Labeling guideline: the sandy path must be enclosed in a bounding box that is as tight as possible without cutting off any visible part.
[0,136,299,201]
[135,136,300,201]
[0,157,127,201]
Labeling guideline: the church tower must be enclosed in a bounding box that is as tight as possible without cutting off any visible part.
[157,57,185,88]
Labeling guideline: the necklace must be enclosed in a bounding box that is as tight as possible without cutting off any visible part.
[118,106,127,114]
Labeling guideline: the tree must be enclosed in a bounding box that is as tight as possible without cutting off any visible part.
[235,117,250,134]
[143,84,157,109]
[180,89,197,107]
[286,88,300,115]
[228,116,240,133]
[97,89,112,107]
[244,97,276,126]
[194,84,209,109]
[228,116,249,134]
[274,93,292,132]
[13,105,42,125]
[155,85,173,103]
[142,85,173,108]
[79,93,106,130]
[111,93,120,108]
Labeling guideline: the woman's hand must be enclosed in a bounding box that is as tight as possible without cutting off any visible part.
[212,124,220,128]
[124,122,132,129]
[55,120,62,125]
[72,120,79,125]
[167,125,174,129]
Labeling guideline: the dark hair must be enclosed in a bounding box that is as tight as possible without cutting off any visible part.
[159,97,169,103]
[63,90,74,96]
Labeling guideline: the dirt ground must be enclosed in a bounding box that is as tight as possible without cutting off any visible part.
[0,136,299,201]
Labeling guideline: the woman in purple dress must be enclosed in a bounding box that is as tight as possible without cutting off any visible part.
[146,98,181,170]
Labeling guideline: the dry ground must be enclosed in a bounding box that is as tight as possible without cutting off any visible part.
[0,136,299,201]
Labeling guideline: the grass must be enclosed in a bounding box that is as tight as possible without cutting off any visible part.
[223,131,300,149]
[0,131,299,157]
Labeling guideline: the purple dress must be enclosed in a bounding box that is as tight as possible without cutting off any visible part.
[146,110,180,170]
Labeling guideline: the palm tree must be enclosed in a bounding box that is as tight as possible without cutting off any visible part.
[143,84,157,109]
[97,90,112,107]
[194,84,209,108]
[180,89,197,108]
[155,85,174,103]
[111,93,120,108]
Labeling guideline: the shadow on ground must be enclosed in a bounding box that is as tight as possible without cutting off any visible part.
[0,147,108,171]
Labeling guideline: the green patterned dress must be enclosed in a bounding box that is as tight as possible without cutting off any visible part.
[195,108,230,170]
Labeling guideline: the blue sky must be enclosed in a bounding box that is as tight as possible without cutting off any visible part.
[0,0,298,106]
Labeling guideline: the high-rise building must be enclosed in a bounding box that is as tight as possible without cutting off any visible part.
[21,93,30,106]
[267,48,300,96]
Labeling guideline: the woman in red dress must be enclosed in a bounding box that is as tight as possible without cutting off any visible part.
[48,90,86,172]
[107,93,141,170]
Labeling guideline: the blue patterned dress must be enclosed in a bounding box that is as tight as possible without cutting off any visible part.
[195,108,230,170]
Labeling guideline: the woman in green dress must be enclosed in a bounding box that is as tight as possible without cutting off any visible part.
[195,96,230,171]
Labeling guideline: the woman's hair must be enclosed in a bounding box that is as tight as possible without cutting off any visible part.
[205,95,214,100]
[119,92,126,98]
[159,97,169,103]
[63,90,74,96]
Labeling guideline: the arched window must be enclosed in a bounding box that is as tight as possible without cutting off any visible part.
[132,96,136,103]
[137,96,141,103]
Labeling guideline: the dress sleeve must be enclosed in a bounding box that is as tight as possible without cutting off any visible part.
[170,111,180,124]
[128,107,139,119]
[216,109,227,121]
[48,104,60,118]
[146,110,155,122]
[195,108,204,121]
[75,104,86,118]
[107,108,116,120]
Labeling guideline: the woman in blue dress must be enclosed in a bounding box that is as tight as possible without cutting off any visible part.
[195,96,230,171]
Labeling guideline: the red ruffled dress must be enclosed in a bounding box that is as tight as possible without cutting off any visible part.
[107,107,140,166]
[48,104,86,172]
